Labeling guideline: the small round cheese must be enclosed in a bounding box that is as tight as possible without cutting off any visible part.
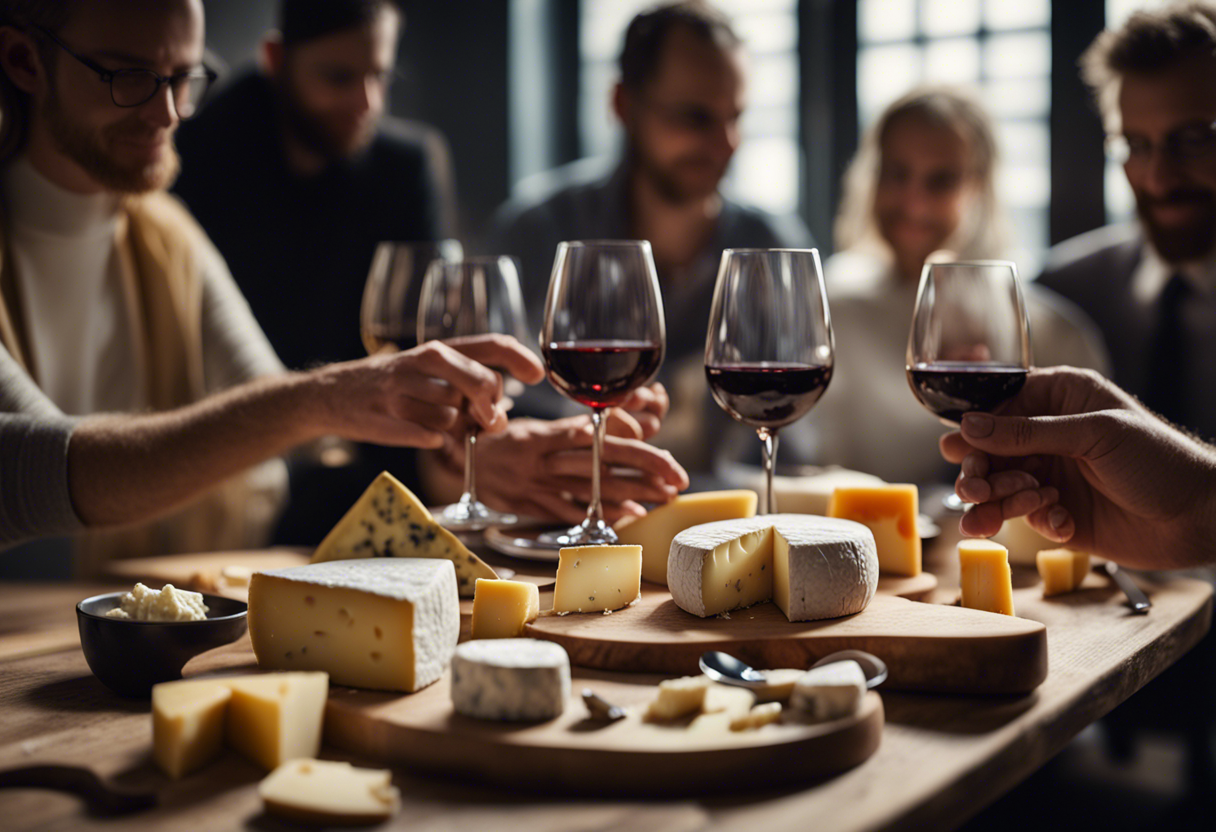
[450,639,571,722]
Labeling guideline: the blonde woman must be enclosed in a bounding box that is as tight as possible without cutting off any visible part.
[784,86,1109,485]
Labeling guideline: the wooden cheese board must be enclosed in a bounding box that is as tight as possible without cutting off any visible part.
[322,669,884,796]
[526,587,1048,695]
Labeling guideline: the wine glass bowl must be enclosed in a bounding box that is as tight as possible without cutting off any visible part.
[906,260,1031,426]
[360,240,462,355]
[705,249,834,515]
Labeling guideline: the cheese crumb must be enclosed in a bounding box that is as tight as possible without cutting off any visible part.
[105,583,209,622]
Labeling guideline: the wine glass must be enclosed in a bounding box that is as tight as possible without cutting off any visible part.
[417,256,529,532]
[538,240,666,546]
[705,249,834,515]
[906,260,1031,425]
[360,240,462,355]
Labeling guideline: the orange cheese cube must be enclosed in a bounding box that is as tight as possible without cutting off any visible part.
[471,579,540,639]
[827,485,921,576]
[959,540,1014,615]
[1036,548,1090,597]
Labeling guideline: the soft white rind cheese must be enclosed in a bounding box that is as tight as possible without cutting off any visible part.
[105,583,208,621]
[249,559,459,692]
[791,660,866,721]
[450,639,571,722]
[668,515,878,621]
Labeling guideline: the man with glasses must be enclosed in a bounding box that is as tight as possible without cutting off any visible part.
[1039,2,1216,442]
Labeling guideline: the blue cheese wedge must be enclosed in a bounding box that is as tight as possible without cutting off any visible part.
[450,639,571,722]
[311,471,496,597]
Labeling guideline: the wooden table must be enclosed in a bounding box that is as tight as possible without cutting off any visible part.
[0,538,1210,832]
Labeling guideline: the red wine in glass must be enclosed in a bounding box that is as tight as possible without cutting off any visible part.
[705,363,833,430]
[544,340,663,409]
[906,362,1028,424]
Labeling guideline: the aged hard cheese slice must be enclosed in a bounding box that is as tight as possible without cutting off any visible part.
[311,471,496,596]
[959,539,1015,615]
[828,484,922,576]
[1037,548,1091,597]
[553,545,642,613]
[791,660,866,721]
[259,759,400,826]
[471,579,540,638]
[668,515,877,621]
[451,638,571,721]
[614,490,757,585]
[151,671,328,778]
[249,559,459,692]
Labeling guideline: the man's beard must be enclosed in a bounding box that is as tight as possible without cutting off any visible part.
[43,84,179,194]
[627,141,724,205]
[277,75,375,164]
[1136,188,1216,263]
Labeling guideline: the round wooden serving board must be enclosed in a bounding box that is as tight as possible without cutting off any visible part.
[526,588,1047,695]
[322,670,884,797]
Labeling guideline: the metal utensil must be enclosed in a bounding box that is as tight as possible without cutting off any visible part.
[581,689,627,722]
[1097,561,1151,614]
[699,649,889,690]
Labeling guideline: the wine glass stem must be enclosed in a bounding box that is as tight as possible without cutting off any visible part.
[585,409,608,528]
[758,427,779,515]
[460,430,478,505]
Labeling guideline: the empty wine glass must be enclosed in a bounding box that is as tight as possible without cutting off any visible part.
[705,249,834,515]
[418,256,528,532]
[360,240,462,355]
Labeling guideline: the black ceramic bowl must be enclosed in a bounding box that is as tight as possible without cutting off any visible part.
[76,592,248,698]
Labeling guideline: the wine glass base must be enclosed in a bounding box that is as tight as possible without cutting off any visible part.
[433,500,517,533]
[534,520,619,549]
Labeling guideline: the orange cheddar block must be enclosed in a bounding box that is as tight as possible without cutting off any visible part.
[471,579,540,639]
[959,540,1014,615]
[1036,548,1090,597]
[827,485,921,576]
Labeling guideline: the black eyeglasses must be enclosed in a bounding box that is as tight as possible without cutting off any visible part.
[1107,121,1216,167]
[33,26,216,119]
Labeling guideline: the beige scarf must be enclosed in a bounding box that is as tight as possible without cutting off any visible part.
[0,191,280,576]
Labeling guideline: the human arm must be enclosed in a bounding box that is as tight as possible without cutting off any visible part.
[939,366,1216,569]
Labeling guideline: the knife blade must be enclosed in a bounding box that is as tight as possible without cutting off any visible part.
[1098,561,1152,614]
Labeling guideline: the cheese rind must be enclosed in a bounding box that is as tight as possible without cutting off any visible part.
[471,579,540,639]
[259,759,400,826]
[791,660,866,721]
[614,490,758,585]
[1036,548,1091,597]
[249,558,459,692]
[959,539,1015,615]
[311,471,496,596]
[828,485,922,576]
[450,639,571,722]
[668,515,877,621]
[553,545,642,613]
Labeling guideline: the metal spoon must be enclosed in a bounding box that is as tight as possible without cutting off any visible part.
[699,649,889,690]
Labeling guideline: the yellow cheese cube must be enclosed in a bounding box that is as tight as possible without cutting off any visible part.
[827,485,922,576]
[259,759,400,826]
[1036,548,1091,597]
[959,540,1015,616]
[644,675,712,721]
[614,490,757,585]
[471,579,540,639]
[152,679,233,779]
[553,545,642,613]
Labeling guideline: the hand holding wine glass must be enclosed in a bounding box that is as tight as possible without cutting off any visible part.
[705,248,834,515]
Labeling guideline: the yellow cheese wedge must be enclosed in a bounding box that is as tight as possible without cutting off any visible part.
[614,490,758,585]
[311,471,496,596]
[151,672,328,778]
[644,675,712,721]
[1036,548,1091,597]
[259,759,400,826]
[959,539,1015,615]
[471,579,540,639]
[553,545,642,613]
[827,484,922,576]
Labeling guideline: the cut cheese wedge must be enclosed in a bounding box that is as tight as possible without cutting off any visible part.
[959,539,1015,615]
[613,490,757,585]
[668,515,877,621]
[311,471,496,596]
[828,484,922,576]
[553,545,642,613]
[259,759,400,826]
[471,579,540,639]
[151,672,328,778]
[1037,548,1090,597]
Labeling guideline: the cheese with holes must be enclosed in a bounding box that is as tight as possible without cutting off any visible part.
[791,660,866,721]
[959,539,1015,615]
[553,545,642,613]
[472,579,539,639]
[259,759,399,825]
[311,471,496,596]
[743,467,885,515]
[667,515,877,621]
[828,484,922,576]
[152,671,328,778]
[1037,548,1090,597]
[614,490,757,585]
[249,558,459,692]
[450,638,570,721]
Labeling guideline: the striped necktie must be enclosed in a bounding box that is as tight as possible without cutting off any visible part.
[1143,272,1191,427]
